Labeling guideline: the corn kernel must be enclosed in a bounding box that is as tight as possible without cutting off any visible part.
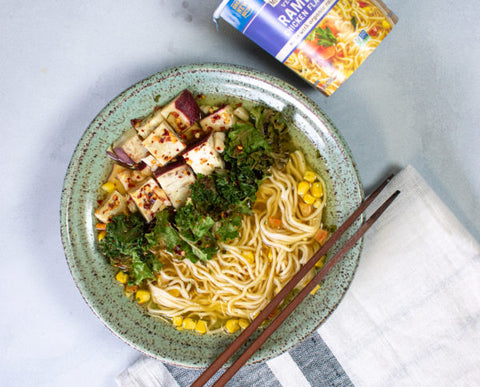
[98,231,106,241]
[267,249,273,262]
[195,320,208,334]
[168,289,181,297]
[115,271,129,284]
[382,20,391,29]
[112,178,126,195]
[101,181,116,193]
[313,199,323,209]
[238,319,250,330]
[183,318,197,330]
[315,255,326,268]
[225,319,239,334]
[303,193,315,205]
[297,181,310,196]
[310,284,321,295]
[172,316,183,327]
[135,289,151,304]
[311,182,323,198]
[176,327,183,331]
[242,251,255,264]
[304,170,316,183]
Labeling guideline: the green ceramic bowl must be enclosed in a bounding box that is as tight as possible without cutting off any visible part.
[60,63,363,367]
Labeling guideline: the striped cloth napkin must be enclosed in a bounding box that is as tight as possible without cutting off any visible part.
[117,165,480,387]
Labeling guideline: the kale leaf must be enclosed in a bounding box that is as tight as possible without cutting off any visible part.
[147,208,217,263]
[131,252,155,284]
[99,213,161,284]
[250,106,291,169]
[216,215,242,242]
[99,213,147,259]
[175,202,215,242]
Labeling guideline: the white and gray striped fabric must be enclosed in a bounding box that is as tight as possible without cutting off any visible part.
[117,166,480,387]
[118,332,351,386]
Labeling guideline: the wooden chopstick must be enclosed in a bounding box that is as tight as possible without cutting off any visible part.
[213,189,400,386]
[192,174,397,387]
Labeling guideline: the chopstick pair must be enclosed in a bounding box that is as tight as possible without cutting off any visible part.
[192,174,400,387]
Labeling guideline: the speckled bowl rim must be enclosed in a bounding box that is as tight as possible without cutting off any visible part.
[60,63,364,368]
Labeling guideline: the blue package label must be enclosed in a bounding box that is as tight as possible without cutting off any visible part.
[220,0,339,60]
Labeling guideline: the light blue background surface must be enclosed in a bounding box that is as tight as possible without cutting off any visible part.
[1,1,479,385]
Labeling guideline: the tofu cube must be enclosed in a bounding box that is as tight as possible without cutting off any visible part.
[142,121,186,167]
[134,108,164,139]
[116,167,151,192]
[155,162,196,209]
[126,196,138,213]
[129,178,171,222]
[160,90,201,133]
[199,105,237,132]
[182,133,225,176]
[213,132,226,153]
[94,191,128,223]
[114,130,149,163]
[141,154,161,172]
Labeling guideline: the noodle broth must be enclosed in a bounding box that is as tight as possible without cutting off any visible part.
[96,92,335,335]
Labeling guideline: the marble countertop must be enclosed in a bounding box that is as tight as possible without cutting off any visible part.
[1,1,479,385]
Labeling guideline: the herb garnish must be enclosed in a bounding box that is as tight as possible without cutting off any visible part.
[307,26,337,47]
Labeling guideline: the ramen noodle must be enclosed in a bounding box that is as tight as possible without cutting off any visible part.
[214,0,397,96]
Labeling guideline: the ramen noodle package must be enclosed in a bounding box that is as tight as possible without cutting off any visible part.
[213,0,397,96]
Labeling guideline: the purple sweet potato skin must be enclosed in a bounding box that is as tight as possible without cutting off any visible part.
[153,158,187,178]
[175,90,201,124]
